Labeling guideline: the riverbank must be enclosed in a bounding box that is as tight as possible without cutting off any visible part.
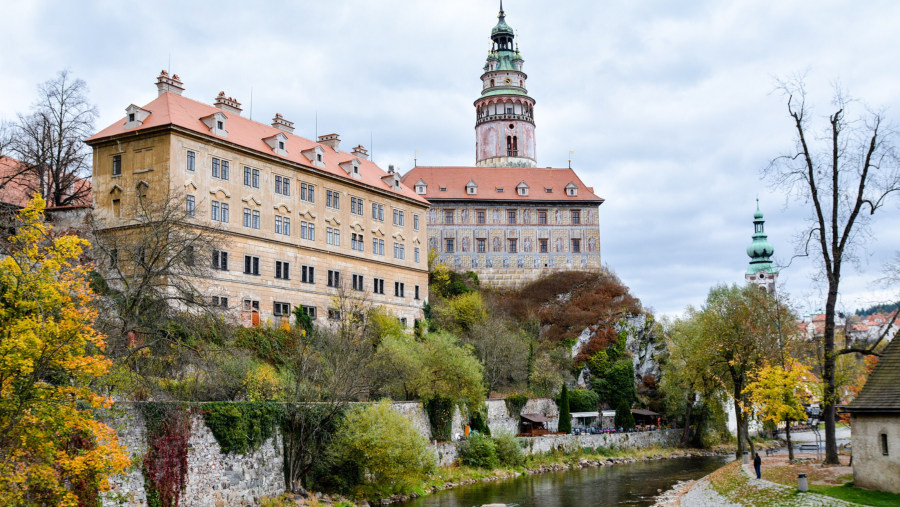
[262,446,731,506]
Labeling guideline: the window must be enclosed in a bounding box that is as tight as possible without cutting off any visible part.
[211,296,228,308]
[372,203,384,221]
[445,238,455,253]
[476,210,486,225]
[212,157,229,180]
[394,282,405,297]
[186,195,195,216]
[301,182,315,203]
[539,238,548,253]
[278,140,285,150]
[352,274,364,291]
[112,154,122,176]
[882,433,890,456]
[538,210,548,225]
[328,309,341,320]
[275,215,290,236]
[444,210,454,224]
[275,260,290,279]
[545,188,553,193]
[440,187,447,192]
[243,255,260,275]
[275,175,290,196]
[243,208,260,229]
[507,210,517,224]
[496,188,504,193]
[327,270,341,288]
[373,278,385,295]
[571,238,581,253]
[326,189,340,209]
[243,299,260,313]
[301,221,315,241]
[414,247,420,263]
[372,238,385,256]
[476,238,486,253]
[351,196,364,215]
[517,186,528,196]
[217,120,224,130]
[243,166,260,188]
[212,250,228,271]
[413,214,420,230]
[326,227,340,246]
[301,265,315,284]
[414,285,420,300]
[393,209,405,226]
[112,198,121,217]
[300,305,317,320]
[571,210,581,225]
[351,233,364,251]
[273,302,291,317]
[211,201,229,222]
[393,242,405,260]
[508,238,517,253]
[129,112,135,122]
[187,151,195,172]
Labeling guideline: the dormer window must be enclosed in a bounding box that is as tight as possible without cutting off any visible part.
[516,181,529,196]
[302,145,326,168]
[200,112,228,137]
[381,173,401,190]
[263,132,288,155]
[339,159,361,179]
[466,179,478,195]
[496,188,504,193]
[414,179,427,195]
[565,182,578,197]
[124,104,151,129]
[545,188,553,193]
[317,153,322,162]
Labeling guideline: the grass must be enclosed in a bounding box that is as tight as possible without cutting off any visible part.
[708,461,804,506]
[809,483,900,507]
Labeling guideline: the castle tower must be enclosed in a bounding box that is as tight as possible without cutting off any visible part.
[474,2,537,168]
[745,200,778,293]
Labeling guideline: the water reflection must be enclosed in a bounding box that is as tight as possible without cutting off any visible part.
[399,456,732,507]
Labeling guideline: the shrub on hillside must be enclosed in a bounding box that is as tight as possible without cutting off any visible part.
[556,388,600,413]
[458,432,499,469]
[494,432,525,466]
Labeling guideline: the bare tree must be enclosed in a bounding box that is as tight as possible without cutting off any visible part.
[767,78,900,464]
[3,70,95,207]
[90,189,220,359]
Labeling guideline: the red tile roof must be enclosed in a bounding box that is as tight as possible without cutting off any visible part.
[87,92,428,205]
[401,166,603,203]
[0,156,91,208]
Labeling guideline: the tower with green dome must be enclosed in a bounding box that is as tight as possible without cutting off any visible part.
[745,200,778,294]
[474,1,537,168]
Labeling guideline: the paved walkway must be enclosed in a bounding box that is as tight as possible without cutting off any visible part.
[675,461,861,506]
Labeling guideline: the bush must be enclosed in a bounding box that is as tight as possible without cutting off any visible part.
[458,432,499,469]
[494,432,524,467]
[330,400,435,497]
[559,388,600,412]
[469,406,491,436]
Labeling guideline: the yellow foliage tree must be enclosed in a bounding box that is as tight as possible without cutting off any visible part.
[746,360,811,460]
[0,196,130,505]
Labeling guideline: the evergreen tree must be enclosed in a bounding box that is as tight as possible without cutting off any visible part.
[558,383,572,434]
[615,399,635,430]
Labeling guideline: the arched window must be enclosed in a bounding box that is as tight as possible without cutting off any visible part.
[507,135,513,156]
[512,136,518,156]
[490,78,495,87]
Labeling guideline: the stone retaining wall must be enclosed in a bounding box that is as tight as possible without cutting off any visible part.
[519,429,679,455]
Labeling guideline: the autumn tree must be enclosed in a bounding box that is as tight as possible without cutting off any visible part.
[767,79,900,463]
[746,361,811,460]
[464,315,529,394]
[674,284,795,457]
[0,196,129,505]
[2,70,95,207]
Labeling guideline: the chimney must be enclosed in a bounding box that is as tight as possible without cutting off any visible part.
[387,164,395,174]
[351,144,369,160]
[271,113,295,134]
[155,70,184,96]
[214,92,242,115]
[318,133,341,151]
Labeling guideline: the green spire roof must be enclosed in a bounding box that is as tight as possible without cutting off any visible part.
[746,199,777,275]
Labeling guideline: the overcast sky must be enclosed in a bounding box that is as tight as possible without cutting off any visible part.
[3,0,900,317]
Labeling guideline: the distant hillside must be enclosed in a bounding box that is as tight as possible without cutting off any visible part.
[855,302,900,316]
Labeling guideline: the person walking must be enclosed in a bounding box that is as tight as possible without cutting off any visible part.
[753,452,762,479]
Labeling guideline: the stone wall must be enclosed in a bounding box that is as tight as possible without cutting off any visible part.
[851,413,900,494]
[519,429,679,455]
[102,407,283,507]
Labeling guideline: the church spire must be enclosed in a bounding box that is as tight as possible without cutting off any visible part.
[745,199,779,293]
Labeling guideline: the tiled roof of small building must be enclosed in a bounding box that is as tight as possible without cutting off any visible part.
[401,166,603,203]
[845,336,900,413]
[87,91,428,205]
[0,156,91,208]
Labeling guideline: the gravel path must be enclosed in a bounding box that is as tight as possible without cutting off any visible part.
[677,476,740,507]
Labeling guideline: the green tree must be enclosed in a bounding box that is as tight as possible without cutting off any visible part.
[330,400,435,497]
[457,431,499,469]
[557,384,572,434]
[614,399,635,430]
[746,361,810,460]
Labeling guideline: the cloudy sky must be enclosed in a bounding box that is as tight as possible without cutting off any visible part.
[3,0,900,317]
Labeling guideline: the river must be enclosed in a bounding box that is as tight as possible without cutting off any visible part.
[398,456,733,507]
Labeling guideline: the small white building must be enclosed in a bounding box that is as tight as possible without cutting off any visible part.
[844,337,900,494]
